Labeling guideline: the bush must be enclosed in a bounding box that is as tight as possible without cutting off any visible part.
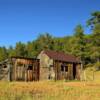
[94,62,100,71]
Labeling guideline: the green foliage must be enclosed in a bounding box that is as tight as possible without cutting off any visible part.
[94,62,100,71]
[87,11,100,28]
[74,24,84,38]
[15,42,27,57]
[86,11,100,64]
[0,47,8,61]
[8,46,16,57]
[36,33,54,51]
[71,24,86,63]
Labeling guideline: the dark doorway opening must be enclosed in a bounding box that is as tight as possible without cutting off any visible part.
[27,65,33,70]
[65,66,68,72]
[61,64,64,71]
[73,63,76,79]
[27,65,33,81]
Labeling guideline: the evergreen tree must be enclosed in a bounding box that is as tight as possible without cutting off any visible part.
[71,24,86,63]
[0,47,8,61]
[15,42,27,57]
[87,11,100,63]
[8,46,16,57]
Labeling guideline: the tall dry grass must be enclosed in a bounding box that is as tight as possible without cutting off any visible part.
[0,70,100,100]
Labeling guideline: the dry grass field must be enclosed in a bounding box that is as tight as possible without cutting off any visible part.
[0,70,100,100]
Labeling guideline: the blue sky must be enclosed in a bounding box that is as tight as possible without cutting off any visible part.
[0,0,100,47]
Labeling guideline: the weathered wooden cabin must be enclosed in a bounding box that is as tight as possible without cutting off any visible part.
[38,50,81,81]
[0,57,40,81]
[0,50,81,82]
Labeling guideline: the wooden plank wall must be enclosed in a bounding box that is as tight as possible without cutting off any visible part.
[53,60,80,81]
[10,58,40,82]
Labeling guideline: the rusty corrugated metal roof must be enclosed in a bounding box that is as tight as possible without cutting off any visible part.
[43,50,80,63]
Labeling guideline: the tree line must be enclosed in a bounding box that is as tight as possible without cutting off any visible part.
[0,11,100,69]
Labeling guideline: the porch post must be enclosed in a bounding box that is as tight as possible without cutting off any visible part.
[7,62,11,81]
[81,61,83,81]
